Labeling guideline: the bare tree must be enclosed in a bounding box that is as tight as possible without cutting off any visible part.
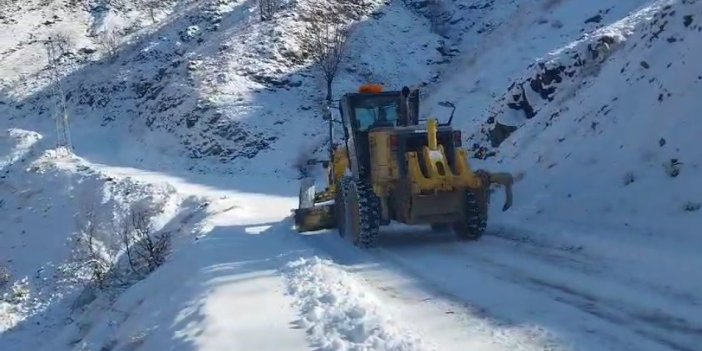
[121,206,171,277]
[136,0,160,23]
[300,5,354,103]
[48,30,75,56]
[96,28,120,60]
[258,0,280,21]
[72,201,115,289]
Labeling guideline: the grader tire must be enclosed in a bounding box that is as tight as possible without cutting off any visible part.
[340,176,381,248]
[452,190,487,240]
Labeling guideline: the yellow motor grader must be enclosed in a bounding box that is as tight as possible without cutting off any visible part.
[293,84,514,247]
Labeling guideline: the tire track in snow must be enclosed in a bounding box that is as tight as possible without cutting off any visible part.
[489,226,702,308]
[454,242,702,351]
[368,227,702,351]
[482,228,702,338]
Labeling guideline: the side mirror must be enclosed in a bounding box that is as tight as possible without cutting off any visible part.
[438,101,456,126]
[438,101,455,108]
[401,86,410,98]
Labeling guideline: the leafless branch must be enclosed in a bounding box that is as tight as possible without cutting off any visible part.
[300,4,354,103]
[121,205,171,277]
[135,0,161,22]
[72,200,115,289]
[258,0,280,21]
[48,30,75,56]
[96,29,120,60]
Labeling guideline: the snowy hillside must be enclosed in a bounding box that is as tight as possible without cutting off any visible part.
[474,0,702,233]
[0,0,442,173]
[0,128,212,348]
[1,0,701,350]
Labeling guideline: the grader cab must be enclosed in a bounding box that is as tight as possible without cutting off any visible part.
[293,84,513,247]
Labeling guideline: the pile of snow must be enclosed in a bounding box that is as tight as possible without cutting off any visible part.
[282,256,428,351]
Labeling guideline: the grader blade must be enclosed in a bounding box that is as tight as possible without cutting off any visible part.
[293,204,336,232]
[293,178,336,232]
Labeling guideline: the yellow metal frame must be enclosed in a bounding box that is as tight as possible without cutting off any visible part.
[369,133,400,193]
[326,147,349,195]
[406,148,482,193]
[406,118,483,194]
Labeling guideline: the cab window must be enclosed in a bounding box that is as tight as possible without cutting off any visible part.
[353,102,399,131]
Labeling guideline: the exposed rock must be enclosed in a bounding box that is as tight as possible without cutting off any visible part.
[584,14,603,24]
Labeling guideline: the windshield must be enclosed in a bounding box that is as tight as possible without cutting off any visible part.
[353,99,400,131]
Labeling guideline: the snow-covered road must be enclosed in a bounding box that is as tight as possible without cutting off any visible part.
[2,138,699,351]
[299,224,702,351]
[2,0,701,349]
[83,160,702,351]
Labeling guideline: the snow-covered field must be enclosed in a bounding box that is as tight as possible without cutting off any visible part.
[1,0,700,350]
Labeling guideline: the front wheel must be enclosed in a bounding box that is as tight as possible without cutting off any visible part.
[339,176,381,248]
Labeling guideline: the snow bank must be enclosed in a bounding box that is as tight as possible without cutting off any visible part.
[446,0,702,309]
[473,0,702,232]
[478,0,685,142]
[282,256,429,351]
[0,128,42,169]
[0,134,205,349]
